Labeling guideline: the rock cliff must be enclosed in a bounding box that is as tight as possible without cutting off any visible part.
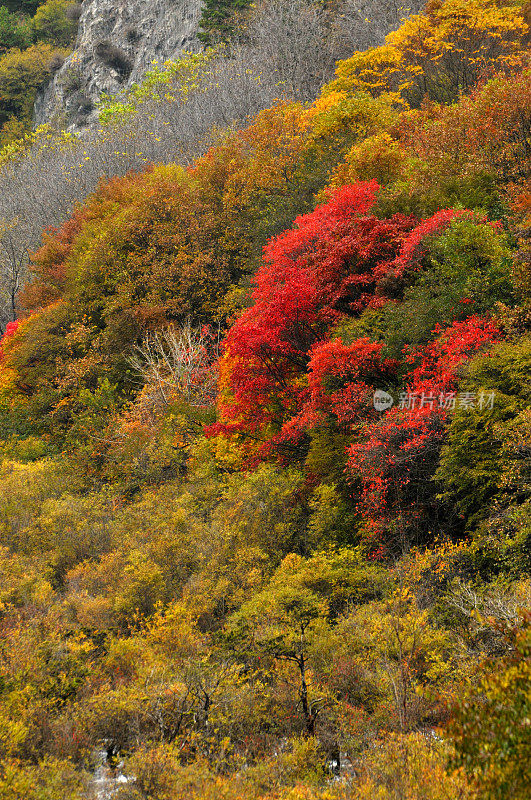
[34,0,203,130]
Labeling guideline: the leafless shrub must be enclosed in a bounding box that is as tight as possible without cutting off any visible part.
[0,217,27,331]
[95,41,133,80]
[333,0,425,54]
[231,0,345,102]
[129,320,220,408]
[446,579,531,655]
[447,580,531,626]
[124,26,142,44]
[65,3,83,23]
[49,54,66,74]
[59,66,82,95]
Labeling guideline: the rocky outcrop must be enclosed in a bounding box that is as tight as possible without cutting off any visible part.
[34,0,203,131]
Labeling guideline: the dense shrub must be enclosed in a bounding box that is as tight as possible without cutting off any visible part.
[31,0,79,47]
[0,42,69,131]
[94,40,133,80]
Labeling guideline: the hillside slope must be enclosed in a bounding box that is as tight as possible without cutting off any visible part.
[0,1,529,798]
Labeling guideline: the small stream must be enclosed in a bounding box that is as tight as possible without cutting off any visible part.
[88,748,133,800]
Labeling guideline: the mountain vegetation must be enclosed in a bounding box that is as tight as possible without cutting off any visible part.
[0,0,529,797]
[0,0,79,142]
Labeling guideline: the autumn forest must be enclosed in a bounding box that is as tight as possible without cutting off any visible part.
[0,0,529,797]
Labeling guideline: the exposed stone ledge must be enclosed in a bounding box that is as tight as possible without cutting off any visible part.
[35,0,202,132]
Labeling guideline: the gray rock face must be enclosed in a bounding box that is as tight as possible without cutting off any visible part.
[34,0,203,131]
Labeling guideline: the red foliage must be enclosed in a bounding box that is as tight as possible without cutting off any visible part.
[304,338,397,430]
[214,181,503,477]
[211,182,504,547]
[406,315,501,397]
[0,320,19,362]
[386,208,470,284]
[261,337,398,455]
[347,316,501,554]
[216,182,417,453]
[21,208,90,312]
[3,321,19,339]
[215,182,486,449]
[307,338,397,426]
[348,407,447,553]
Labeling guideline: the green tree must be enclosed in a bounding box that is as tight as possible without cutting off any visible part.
[450,618,531,800]
[31,0,78,47]
[0,7,30,53]
[0,1,41,14]
[0,42,69,133]
[226,551,389,735]
[436,336,531,529]
[228,562,330,736]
